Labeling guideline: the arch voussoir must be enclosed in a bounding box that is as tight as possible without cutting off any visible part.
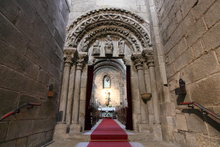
[66,8,151,51]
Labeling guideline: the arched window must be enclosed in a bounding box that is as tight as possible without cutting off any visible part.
[103,75,111,88]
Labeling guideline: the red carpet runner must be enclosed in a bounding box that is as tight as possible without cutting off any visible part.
[88,119,131,147]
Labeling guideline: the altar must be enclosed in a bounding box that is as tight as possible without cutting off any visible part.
[98,107,116,118]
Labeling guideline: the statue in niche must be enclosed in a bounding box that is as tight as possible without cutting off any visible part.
[118,38,125,56]
[104,35,114,56]
[92,40,101,56]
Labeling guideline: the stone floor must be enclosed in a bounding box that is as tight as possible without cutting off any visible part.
[47,120,182,147]
[47,139,182,147]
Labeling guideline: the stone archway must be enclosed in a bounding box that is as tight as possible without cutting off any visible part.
[55,8,161,139]
[65,8,151,50]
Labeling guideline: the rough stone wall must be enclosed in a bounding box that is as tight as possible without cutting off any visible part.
[0,0,69,146]
[154,0,220,146]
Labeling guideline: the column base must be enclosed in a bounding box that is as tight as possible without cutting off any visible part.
[69,123,81,135]
[138,123,152,133]
[152,124,162,141]
[53,123,68,139]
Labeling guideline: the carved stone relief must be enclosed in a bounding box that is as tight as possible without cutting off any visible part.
[142,49,154,67]
[64,48,77,64]
[131,53,145,70]
[104,35,114,56]
[67,16,150,48]
[68,8,145,29]
[118,38,125,56]
[92,40,101,56]
[69,19,149,48]
[79,27,140,52]
[76,52,88,70]
[66,8,151,50]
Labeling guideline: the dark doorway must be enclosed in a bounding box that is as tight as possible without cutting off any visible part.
[126,65,133,130]
[84,65,94,130]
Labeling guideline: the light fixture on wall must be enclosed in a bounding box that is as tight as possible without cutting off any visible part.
[48,84,54,98]
[141,93,152,104]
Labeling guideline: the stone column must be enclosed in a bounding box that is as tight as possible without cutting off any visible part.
[79,64,89,131]
[145,50,160,124]
[66,49,77,125]
[131,53,146,94]
[143,62,154,125]
[59,49,74,123]
[143,50,154,125]
[71,52,88,133]
[130,64,141,131]
[131,53,148,125]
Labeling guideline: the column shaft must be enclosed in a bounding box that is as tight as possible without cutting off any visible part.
[66,64,76,124]
[144,64,152,93]
[72,66,82,124]
[137,67,148,124]
[132,53,150,125]
[59,62,71,122]
[144,63,152,124]
[149,65,160,124]
[137,68,147,94]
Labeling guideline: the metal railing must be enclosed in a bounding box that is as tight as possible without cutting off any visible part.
[179,102,220,120]
[0,102,41,121]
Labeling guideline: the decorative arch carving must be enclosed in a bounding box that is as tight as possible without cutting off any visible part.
[66,8,151,51]
[79,26,141,52]
[68,8,145,28]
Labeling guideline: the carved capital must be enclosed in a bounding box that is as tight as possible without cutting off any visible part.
[123,58,131,66]
[63,48,77,66]
[142,49,154,67]
[131,53,144,70]
[76,52,88,70]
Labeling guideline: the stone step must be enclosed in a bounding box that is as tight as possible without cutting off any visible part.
[128,132,154,142]
[49,130,180,147]
[47,139,182,147]
[53,131,153,142]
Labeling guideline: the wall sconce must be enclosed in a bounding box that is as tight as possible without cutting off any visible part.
[48,84,54,98]
[141,93,152,104]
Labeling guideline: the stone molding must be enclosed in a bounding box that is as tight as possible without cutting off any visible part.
[80,27,141,52]
[64,48,77,65]
[66,8,151,50]
[68,8,145,28]
[142,50,154,67]
[76,52,88,70]
[131,53,145,70]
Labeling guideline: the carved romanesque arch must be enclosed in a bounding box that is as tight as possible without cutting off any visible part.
[66,8,152,52]
[59,8,157,133]
[79,26,141,52]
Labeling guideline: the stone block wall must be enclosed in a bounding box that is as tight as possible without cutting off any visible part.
[154,0,220,146]
[0,0,69,146]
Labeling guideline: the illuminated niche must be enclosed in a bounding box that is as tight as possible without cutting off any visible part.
[103,75,111,88]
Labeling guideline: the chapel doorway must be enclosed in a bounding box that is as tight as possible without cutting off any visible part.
[84,59,133,130]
